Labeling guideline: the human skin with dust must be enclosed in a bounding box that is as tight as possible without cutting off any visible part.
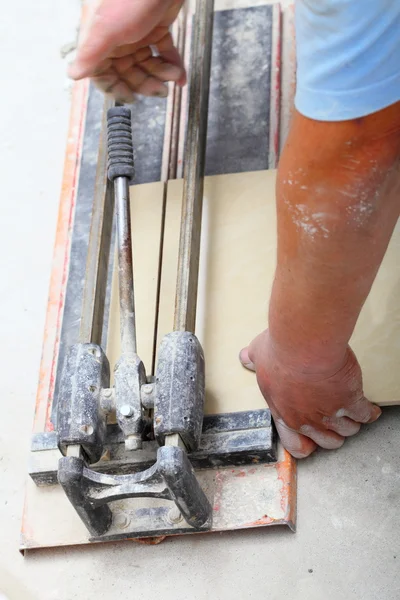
[69,0,400,458]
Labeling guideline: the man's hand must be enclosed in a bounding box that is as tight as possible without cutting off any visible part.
[240,331,381,458]
[69,0,185,102]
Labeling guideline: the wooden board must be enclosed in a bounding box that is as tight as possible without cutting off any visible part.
[108,170,400,408]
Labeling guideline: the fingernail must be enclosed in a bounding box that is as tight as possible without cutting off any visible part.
[369,405,382,423]
[239,348,255,371]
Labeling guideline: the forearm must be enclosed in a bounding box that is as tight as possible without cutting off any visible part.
[269,107,400,373]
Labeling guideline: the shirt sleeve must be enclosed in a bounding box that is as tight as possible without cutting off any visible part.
[295,0,400,121]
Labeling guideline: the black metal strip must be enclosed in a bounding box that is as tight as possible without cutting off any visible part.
[205,5,273,175]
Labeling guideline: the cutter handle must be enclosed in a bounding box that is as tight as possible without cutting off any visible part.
[107,107,135,181]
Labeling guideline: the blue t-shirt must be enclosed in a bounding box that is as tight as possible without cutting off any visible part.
[295,0,400,121]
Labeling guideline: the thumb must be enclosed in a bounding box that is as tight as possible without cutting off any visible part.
[239,346,255,371]
[239,332,266,372]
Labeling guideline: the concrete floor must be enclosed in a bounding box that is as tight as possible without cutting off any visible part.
[1,1,399,598]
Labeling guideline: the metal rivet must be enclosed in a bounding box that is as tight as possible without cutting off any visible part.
[168,506,183,524]
[88,347,100,358]
[120,404,134,417]
[80,424,94,436]
[113,511,131,529]
[142,384,152,395]
[103,388,113,398]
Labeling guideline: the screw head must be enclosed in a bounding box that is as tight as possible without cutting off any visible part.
[113,511,130,529]
[142,384,153,395]
[80,424,94,436]
[168,506,183,524]
[103,388,113,398]
[120,404,134,417]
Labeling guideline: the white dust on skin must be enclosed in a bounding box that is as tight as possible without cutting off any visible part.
[284,200,331,238]
[322,415,361,436]
[274,418,312,459]
[282,162,379,240]
[299,424,345,449]
[282,168,331,240]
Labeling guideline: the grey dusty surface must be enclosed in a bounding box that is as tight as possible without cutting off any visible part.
[0,1,399,599]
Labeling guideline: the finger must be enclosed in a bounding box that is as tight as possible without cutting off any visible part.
[134,47,153,63]
[366,404,382,423]
[106,81,135,104]
[239,347,255,371]
[299,424,345,450]
[159,47,187,85]
[110,44,141,59]
[113,55,135,76]
[69,0,167,79]
[239,331,267,371]
[109,27,170,58]
[323,416,361,437]
[140,57,183,82]
[91,72,119,94]
[275,418,317,459]
[337,399,382,424]
[157,32,184,67]
[92,58,113,76]
[137,77,169,97]
[152,32,186,83]
[160,1,183,29]
[121,66,148,90]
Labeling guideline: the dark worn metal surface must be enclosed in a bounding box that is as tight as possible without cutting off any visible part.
[58,456,113,537]
[154,332,205,451]
[59,445,212,537]
[129,95,167,184]
[114,353,147,445]
[79,98,114,348]
[30,409,276,486]
[57,343,109,464]
[52,85,104,425]
[205,5,273,175]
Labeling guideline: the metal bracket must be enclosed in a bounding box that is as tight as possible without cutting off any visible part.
[58,445,212,537]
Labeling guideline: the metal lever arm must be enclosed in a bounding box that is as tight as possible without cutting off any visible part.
[107,106,136,355]
[107,107,147,450]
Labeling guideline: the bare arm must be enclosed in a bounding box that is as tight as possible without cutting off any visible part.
[271,105,400,373]
[241,102,400,457]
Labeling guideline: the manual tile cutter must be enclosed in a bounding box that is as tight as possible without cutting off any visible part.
[24,0,296,548]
